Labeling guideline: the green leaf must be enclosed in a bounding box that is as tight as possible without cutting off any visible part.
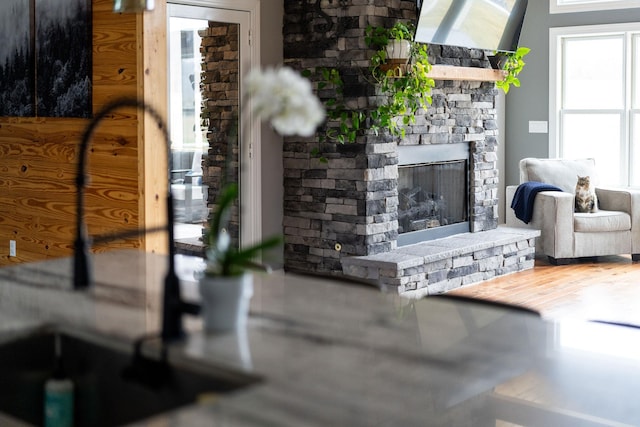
[352,113,360,129]
[224,236,283,275]
[210,183,238,241]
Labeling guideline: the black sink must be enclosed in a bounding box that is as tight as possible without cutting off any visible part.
[0,329,258,427]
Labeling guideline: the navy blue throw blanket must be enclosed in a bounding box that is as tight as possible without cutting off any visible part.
[511,181,563,224]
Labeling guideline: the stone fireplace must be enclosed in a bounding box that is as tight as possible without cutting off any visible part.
[282,0,537,295]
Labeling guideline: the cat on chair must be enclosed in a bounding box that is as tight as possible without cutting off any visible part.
[575,175,598,213]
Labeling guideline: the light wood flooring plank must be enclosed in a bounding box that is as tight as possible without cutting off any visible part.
[447,255,640,325]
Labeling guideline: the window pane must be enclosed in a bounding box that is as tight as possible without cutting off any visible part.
[632,113,640,186]
[634,35,640,109]
[554,0,640,12]
[560,0,625,4]
[563,36,624,109]
[561,113,622,186]
[169,17,208,150]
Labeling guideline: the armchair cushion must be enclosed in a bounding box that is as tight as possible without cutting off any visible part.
[574,211,630,233]
[519,158,600,193]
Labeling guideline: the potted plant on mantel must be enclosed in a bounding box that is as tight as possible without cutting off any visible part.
[365,21,415,63]
[305,21,434,161]
[366,21,435,137]
[490,46,531,94]
[199,66,325,333]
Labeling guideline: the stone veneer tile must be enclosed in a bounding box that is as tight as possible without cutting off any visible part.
[395,244,453,258]
[342,252,422,270]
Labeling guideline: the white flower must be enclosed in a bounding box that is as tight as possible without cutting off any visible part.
[215,229,230,254]
[245,66,325,137]
[204,228,230,273]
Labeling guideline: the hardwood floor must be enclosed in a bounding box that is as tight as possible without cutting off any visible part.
[447,254,640,326]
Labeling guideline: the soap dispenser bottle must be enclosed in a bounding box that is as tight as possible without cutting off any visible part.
[44,334,74,427]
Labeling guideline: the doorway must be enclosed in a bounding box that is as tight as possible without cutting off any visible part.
[168,2,261,253]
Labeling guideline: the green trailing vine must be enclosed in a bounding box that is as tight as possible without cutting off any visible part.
[495,46,531,94]
[364,21,414,47]
[301,67,365,161]
[302,67,365,146]
[366,21,435,138]
[302,22,529,162]
[304,21,435,161]
[368,42,434,138]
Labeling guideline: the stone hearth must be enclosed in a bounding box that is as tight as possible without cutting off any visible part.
[342,226,539,298]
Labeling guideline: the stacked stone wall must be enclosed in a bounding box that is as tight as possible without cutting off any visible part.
[200,22,240,242]
[283,1,416,273]
[283,0,500,276]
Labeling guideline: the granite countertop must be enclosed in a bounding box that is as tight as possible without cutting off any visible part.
[1,250,640,426]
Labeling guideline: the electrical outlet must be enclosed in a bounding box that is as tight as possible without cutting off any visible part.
[9,240,16,257]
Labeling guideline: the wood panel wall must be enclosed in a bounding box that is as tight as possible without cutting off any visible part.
[0,0,167,266]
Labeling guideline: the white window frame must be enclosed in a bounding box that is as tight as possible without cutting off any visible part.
[549,23,640,187]
[551,0,640,14]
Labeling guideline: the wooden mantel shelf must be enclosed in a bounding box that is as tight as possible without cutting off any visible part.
[427,65,506,82]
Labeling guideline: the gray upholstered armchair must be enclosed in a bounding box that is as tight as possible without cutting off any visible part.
[505,158,640,264]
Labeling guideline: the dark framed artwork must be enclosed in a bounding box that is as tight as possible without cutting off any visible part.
[0,0,92,118]
[36,0,92,118]
[0,0,34,117]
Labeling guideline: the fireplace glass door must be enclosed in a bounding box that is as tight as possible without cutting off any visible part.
[398,160,468,239]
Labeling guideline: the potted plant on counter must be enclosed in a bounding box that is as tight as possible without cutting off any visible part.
[198,66,325,333]
[199,182,281,332]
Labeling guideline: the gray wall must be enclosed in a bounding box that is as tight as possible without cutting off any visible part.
[504,0,640,187]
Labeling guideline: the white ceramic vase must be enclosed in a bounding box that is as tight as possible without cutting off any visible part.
[198,272,253,333]
[385,39,411,61]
